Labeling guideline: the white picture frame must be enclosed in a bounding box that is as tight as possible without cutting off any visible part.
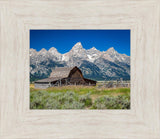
[0,0,160,138]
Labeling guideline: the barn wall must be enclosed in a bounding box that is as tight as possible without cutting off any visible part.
[86,81,96,86]
[84,78,97,86]
[51,79,67,86]
[69,70,85,85]
[35,83,50,89]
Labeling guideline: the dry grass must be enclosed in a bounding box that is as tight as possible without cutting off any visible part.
[30,84,130,98]
[30,84,34,88]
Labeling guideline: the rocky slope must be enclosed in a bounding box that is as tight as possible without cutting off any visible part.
[30,42,130,82]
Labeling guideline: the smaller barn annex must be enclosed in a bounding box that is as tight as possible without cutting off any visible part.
[34,66,96,89]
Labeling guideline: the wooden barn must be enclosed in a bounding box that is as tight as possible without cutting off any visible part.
[34,66,96,89]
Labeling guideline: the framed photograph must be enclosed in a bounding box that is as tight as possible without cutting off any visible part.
[30,29,130,110]
[0,0,160,138]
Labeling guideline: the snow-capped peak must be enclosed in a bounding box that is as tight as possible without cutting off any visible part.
[90,47,97,50]
[72,42,83,50]
[48,47,58,53]
[106,47,116,52]
[39,48,47,54]
[86,47,101,62]
[75,42,82,46]
[30,48,37,53]
[48,47,62,61]
[29,48,37,56]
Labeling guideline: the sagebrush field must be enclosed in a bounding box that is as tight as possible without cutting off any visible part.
[30,84,130,109]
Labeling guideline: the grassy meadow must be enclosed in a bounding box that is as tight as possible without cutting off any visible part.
[30,84,130,109]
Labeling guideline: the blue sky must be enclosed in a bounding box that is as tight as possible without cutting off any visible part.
[30,30,130,56]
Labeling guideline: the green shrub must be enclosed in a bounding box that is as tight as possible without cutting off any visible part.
[79,93,92,107]
[30,91,130,109]
[92,95,130,109]
[30,91,91,109]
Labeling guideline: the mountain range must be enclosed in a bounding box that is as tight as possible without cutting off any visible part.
[30,42,130,82]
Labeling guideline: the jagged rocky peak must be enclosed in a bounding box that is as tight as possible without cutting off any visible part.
[49,47,57,51]
[49,47,62,60]
[106,47,116,52]
[86,47,101,63]
[122,53,129,57]
[103,47,118,56]
[72,42,83,50]
[48,47,59,53]
[30,48,37,53]
[64,42,88,61]
[39,48,47,53]
[30,48,37,56]
[88,47,100,53]
[90,46,97,50]
[69,42,86,56]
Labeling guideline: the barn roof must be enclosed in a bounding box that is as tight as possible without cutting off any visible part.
[35,67,77,83]
[49,67,76,78]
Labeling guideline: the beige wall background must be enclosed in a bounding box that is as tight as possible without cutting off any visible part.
[0,0,160,138]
